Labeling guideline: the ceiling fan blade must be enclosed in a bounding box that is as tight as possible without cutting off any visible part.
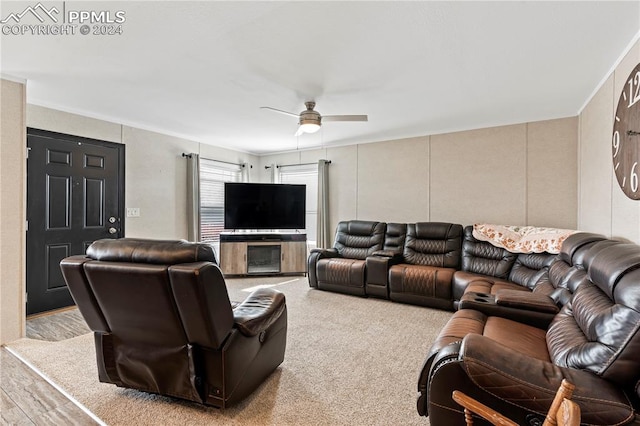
[322,115,368,122]
[260,106,299,118]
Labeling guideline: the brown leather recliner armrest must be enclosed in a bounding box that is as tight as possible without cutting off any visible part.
[372,249,403,259]
[233,288,286,337]
[366,250,404,292]
[494,289,559,313]
[459,334,633,424]
[308,248,340,288]
[60,255,110,333]
[310,247,339,256]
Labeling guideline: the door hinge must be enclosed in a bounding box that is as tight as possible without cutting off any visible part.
[25,292,28,303]
[26,147,31,159]
[25,220,28,231]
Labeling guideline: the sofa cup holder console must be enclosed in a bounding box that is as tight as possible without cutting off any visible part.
[462,292,495,304]
[471,292,492,303]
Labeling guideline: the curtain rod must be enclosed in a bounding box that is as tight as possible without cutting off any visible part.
[264,160,331,170]
[181,153,251,168]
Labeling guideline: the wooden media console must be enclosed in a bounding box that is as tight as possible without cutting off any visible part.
[219,232,307,276]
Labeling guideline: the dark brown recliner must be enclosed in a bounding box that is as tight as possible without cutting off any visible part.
[532,232,609,303]
[452,225,557,307]
[458,232,610,329]
[418,242,640,425]
[60,238,287,409]
[451,226,519,306]
[307,220,386,296]
[387,222,463,310]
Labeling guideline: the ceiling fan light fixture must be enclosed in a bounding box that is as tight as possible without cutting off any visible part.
[262,101,367,136]
[298,121,321,134]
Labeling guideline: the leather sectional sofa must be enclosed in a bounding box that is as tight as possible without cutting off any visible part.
[309,220,640,424]
[419,239,640,425]
[308,220,559,311]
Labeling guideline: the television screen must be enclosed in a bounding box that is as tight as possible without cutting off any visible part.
[224,183,306,230]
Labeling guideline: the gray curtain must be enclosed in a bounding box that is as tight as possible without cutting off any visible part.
[186,153,201,241]
[317,159,331,248]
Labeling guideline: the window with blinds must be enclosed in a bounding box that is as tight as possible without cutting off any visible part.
[279,164,318,244]
[199,158,242,243]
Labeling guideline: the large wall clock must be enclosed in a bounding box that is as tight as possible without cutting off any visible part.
[613,62,640,200]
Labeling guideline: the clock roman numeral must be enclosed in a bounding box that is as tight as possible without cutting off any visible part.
[623,176,627,187]
[616,162,620,170]
[616,116,620,122]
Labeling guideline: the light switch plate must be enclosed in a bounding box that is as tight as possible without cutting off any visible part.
[126,208,140,217]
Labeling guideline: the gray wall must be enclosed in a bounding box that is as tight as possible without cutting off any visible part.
[578,39,640,243]
[260,117,578,242]
[26,105,258,240]
[0,79,26,344]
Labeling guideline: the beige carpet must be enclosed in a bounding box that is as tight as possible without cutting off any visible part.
[8,277,449,425]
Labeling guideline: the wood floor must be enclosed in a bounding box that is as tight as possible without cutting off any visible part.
[1,308,99,425]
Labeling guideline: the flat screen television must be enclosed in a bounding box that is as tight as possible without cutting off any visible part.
[224,182,306,230]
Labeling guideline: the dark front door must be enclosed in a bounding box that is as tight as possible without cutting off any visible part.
[26,128,125,315]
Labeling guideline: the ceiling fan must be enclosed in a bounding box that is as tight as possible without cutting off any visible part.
[261,101,368,136]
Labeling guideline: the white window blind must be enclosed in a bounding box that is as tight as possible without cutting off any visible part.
[279,164,318,244]
[200,158,242,243]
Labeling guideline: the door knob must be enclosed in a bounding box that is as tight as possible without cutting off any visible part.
[108,227,117,234]
[108,216,117,224]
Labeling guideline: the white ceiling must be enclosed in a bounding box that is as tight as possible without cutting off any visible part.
[2,1,639,155]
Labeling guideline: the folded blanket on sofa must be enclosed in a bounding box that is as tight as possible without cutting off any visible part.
[473,224,577,254]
